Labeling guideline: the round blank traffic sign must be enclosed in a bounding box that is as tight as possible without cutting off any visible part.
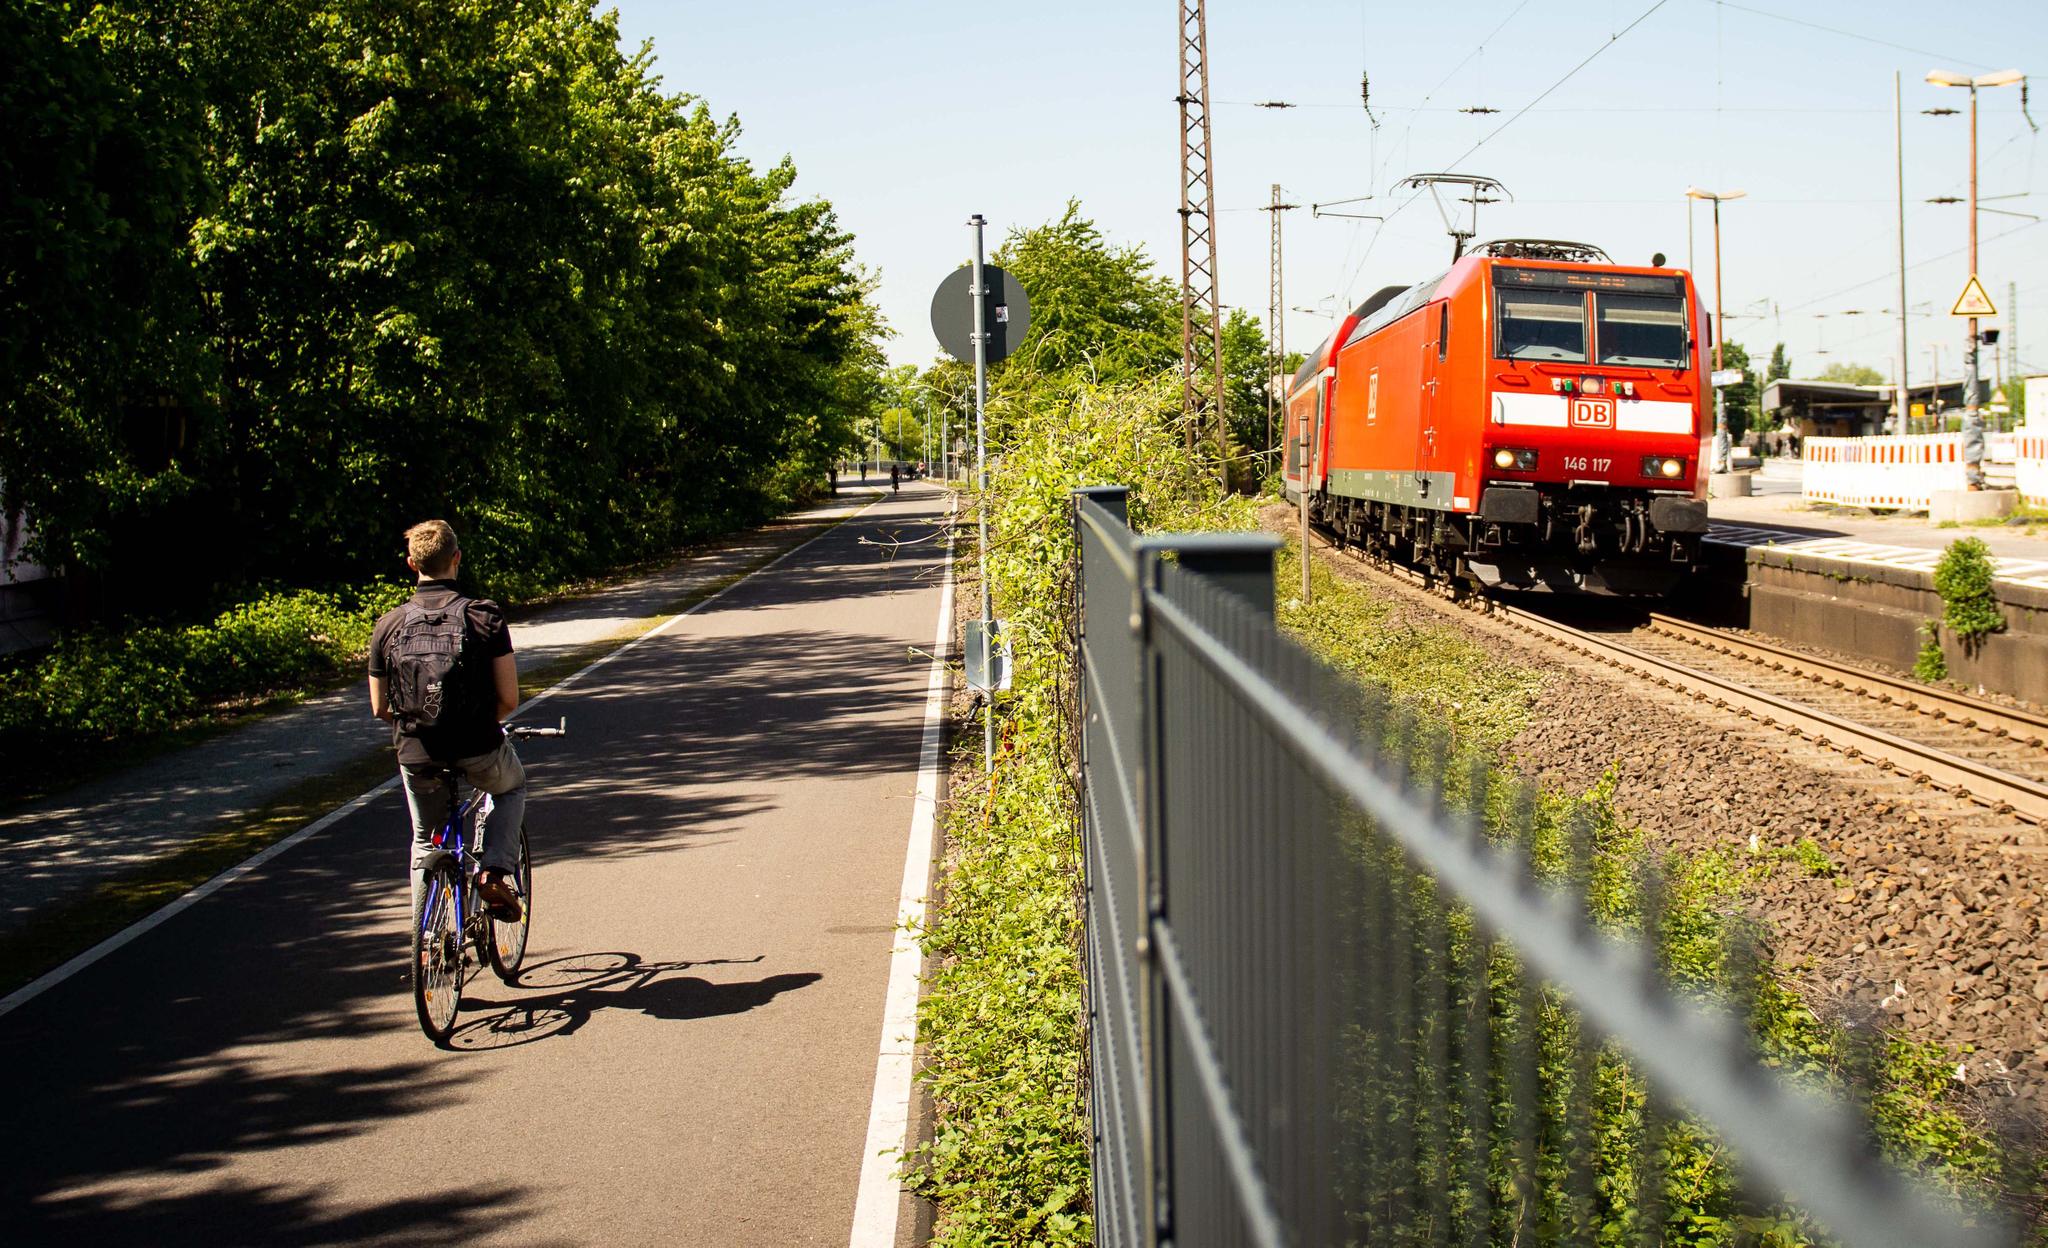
[930,265,1031,365]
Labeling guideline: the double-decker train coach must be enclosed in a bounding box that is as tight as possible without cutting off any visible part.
[1283,240,1711,595]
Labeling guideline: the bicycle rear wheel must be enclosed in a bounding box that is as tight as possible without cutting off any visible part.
[413,861,465,1045]
[486,822,532,982]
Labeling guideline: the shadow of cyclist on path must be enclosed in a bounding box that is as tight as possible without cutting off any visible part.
[447,951,819,1051]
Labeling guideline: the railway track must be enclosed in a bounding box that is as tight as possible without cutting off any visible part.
[1635,614,2048,763]
[1309,529,2048,826]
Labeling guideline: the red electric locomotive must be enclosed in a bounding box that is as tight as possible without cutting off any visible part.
[1283,240,1710,595]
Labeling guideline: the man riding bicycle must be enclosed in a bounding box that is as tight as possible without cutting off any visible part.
[367,520,526,921]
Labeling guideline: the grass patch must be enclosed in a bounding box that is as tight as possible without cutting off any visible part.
[1276,539,1545,751]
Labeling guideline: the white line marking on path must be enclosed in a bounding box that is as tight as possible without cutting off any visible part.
[0,497,883,1023]
[848,505,955,1248]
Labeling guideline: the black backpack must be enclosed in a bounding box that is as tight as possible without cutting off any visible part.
[385,601,482,733]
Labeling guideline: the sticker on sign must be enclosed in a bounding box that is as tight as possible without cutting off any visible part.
[1950,274,1997,318]
[1710,369,1745,387]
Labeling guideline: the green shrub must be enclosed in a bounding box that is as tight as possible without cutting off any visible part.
[1932,537,2003,650]
[0,583,410,745]
[1914,620,1949,683]
[908,375,1253,1245]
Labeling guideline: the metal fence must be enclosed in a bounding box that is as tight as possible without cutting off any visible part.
[1070,485,2008,1248]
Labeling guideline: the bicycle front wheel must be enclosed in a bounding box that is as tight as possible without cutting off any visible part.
[486,822,532,982]
[413,861,465,1045]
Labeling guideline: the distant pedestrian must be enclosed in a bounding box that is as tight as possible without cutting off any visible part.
[890,463,900,493]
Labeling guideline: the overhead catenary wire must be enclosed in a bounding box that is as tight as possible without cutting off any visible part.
[1713,0,1993,72]
[1217,102,1893,114]
[1440,0,1675,176]
[1322,0,1673,309]
[1777,217,2044,318]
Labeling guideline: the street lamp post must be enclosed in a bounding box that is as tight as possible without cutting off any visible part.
[1686,186,1746,471]
[1928,67,2025,488]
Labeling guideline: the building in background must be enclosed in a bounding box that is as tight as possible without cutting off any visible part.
[1762,378,1970,437]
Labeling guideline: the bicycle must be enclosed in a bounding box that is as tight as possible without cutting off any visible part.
[412,718,567,1045]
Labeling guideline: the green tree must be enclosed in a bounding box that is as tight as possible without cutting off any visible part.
[1220,306,1274,460]
[1816,361,1886,385]
[990,200,1179,385]
[1767,342,1791,383]
[1718,341,1758,440]
[1996,377,2026,421]
[0,0,212,591]
[4,0,883,612]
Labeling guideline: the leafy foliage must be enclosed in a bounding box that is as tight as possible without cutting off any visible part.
[1816,361,1887,386]
[987,201,1180,384]
[918,201,1275,472]
[0,585,407,739]
[4,0,881,617]
[1915,620,1950,683]
[1717,340,1759,441]
[1933,537,2004,650]
[909,375,1254,1245]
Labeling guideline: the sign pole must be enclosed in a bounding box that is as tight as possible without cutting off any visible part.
[1299,396,1312,606]
[1963,83,1984,487]
[971,214,993,772]
[1894,71,1912,436]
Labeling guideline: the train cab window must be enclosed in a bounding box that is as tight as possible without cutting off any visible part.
[1595,292,1689,369]
[1495,288,1586,362]
[1437,302,1449,360]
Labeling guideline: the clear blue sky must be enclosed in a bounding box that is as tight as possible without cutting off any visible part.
[610,0,2045,386]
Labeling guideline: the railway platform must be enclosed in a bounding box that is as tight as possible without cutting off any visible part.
[1708,459,2048,584]
[1689,461,2048,705]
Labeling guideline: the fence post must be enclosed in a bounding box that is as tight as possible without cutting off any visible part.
[1160,533,1281,619]
[1075,485,1130,527]
[1134,530,1279,1246]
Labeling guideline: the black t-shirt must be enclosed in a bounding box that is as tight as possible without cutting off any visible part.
[367,580,514,765]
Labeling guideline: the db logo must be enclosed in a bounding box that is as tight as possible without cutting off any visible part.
[1569,397,1615,429]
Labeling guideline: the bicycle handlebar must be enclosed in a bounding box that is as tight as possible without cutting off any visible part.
[506,716,568,740]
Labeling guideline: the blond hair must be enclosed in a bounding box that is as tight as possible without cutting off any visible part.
[404,520,460,577]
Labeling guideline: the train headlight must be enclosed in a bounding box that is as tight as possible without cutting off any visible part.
[1582,376,1605,395]
[1494,448,1538,471]
[1642,455,1685,479]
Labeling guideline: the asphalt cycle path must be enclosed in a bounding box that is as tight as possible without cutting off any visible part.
[0,484,953,1246]
[0,494,875,937]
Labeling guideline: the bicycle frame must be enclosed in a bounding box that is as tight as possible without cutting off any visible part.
[418,781,491,942]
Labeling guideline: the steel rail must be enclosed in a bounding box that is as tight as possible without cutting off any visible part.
[1303,525,2048,824]
[1489,602,2048,825]
[1642,612,2048,747]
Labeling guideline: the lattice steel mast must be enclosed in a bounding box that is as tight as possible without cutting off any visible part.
[1263,184,1298,472]
[1177,0,1228,484]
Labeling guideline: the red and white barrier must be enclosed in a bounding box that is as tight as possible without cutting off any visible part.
[2016,433,2048,508]
[1802,434,1967,511]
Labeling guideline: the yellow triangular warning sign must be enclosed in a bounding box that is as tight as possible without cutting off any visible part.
[1951,274,1997,317]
